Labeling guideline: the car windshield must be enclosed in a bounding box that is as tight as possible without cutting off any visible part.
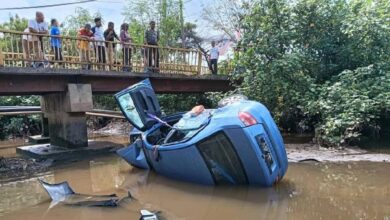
[173,109,213,130]
[161,109,212,145]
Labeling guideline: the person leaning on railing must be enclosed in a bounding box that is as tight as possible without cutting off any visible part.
[22,28,34,67]
[120,23,132,72]
[77,24,94,70]
[23,11,48,67]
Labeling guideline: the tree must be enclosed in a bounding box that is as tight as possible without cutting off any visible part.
[180,22,202,48]
[202,0,252,43]
[62,7,102,36]
[0,14,28,31]
[234,0,390,146]
[122,0,183,46]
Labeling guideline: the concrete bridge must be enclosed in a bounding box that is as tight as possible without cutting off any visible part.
[0,67,232,95]
[0,29,233,156]
[0,67,231,151]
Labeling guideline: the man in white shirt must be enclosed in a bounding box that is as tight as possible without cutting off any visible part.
[209,41,219,75]
[92,17,106,69]
[23,11,48,67]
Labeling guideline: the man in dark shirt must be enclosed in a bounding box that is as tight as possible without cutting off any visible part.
[144,21,159,72]
[104,22,119,70]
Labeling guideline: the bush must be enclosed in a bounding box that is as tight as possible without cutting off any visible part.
[0,96,41,140]
[306,64,390,146]
[233,0,390,146]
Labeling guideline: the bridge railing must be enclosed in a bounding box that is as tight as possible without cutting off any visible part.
[0,29,208,75]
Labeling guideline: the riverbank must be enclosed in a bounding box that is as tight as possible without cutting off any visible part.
[90,120,390,163]
[0,157,50,182]
[286,143,390,162]
[1,121,389,183]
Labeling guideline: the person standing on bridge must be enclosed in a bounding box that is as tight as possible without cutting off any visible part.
[92,17,106,70]
[104,22,119,71]
[144,21,160,73]
[120,23,132,72]
[209,41,219,75]
[78,24,93,70]
[27,11,48,68]
[50,19,63,68]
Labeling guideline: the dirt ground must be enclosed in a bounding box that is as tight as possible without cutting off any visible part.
[286,143,390,162]
[89,119,132,136]
[0,156,50,182]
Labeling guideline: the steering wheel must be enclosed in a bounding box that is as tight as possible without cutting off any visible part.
[218,94,248,107]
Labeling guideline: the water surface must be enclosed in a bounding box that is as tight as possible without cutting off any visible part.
[0,156,389,220]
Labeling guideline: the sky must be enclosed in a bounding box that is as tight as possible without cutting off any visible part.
[0,0,217,37]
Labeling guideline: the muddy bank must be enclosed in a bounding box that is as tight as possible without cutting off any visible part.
[88,119,131,136]
[0,157,50,182]
[1,121,388,182]
[286,143,390,162]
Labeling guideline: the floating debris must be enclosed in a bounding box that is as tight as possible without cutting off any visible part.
[140,209,160,220]
[39,179,120,207]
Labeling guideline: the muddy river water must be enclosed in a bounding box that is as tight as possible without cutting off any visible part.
[0,154,389,220]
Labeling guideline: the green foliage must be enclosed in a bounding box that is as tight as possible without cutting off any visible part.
[306,64,390,146]
[0,96,41,140]
[62,7,103,36]
[1,115,41,139]
[235,0,390,146]
[0,15,29,51]
[93,95,118,110]
[158,94,213,115]
[122,0,186,47]
[0,14,28,31]
[0,96,40,106]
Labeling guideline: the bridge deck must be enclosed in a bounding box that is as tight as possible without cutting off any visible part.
[0,67,232,95]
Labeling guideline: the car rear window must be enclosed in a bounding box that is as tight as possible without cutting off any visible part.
[197,132,247,184]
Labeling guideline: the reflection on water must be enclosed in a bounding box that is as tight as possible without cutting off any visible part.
[0,156,389,220]
[0,138,28,157]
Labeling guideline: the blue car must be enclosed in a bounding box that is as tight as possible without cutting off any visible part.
[115,79,288,186]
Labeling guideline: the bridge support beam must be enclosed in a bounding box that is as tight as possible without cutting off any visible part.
[41,84,93,148]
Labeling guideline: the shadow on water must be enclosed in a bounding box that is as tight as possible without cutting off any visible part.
[0,155,389,220]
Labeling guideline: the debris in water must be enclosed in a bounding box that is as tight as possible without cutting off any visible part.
[140,209,160,220]
[38,179,120,207]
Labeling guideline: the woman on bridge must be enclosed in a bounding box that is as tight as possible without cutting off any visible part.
[120,23,132,72]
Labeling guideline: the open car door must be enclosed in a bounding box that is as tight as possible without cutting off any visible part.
[115,79,161,131]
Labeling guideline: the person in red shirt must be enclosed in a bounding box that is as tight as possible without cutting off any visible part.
[77,24,93,70]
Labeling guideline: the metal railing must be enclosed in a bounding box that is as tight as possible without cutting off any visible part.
[0,106,125,119]
[0,29,210,75]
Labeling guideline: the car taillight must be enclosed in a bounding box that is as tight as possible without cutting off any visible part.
[238,111,257,126]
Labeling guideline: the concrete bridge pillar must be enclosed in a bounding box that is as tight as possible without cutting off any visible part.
[41,115,49,137]
[41,84,93,148]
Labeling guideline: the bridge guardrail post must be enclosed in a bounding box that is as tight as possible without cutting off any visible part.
[197,50,202,75]
[0,50,4,67]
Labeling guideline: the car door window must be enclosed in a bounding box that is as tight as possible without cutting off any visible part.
[115,79,161,131]
[197,132,247,184]
[117,92,144,129]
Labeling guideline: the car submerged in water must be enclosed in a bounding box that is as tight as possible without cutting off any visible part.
[115,79,288,186]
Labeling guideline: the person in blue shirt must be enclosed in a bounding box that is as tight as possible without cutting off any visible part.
[50,19,63,67]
